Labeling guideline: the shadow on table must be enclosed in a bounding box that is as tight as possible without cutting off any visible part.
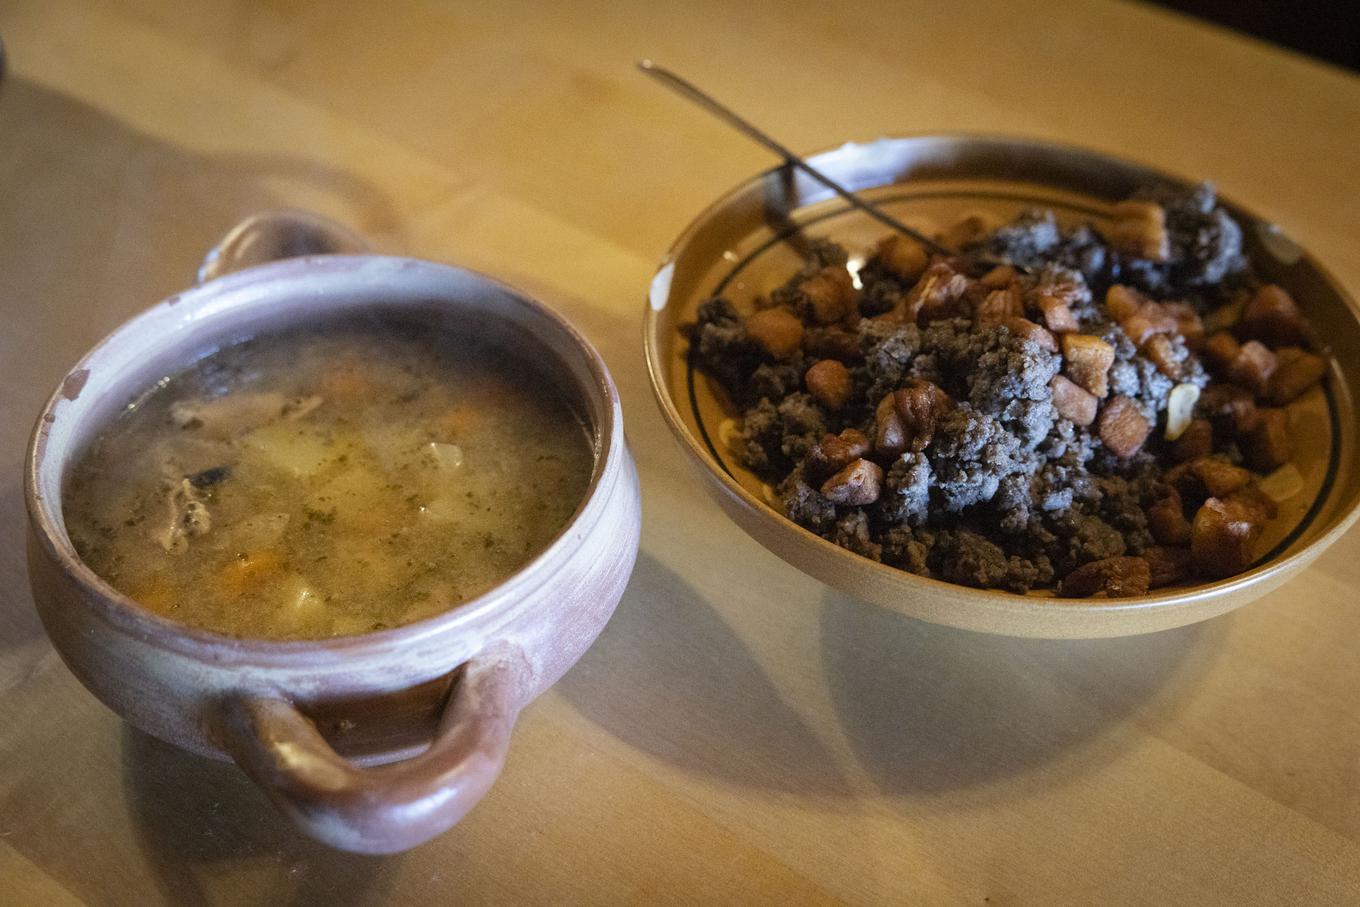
[819,588,1227,801]
[0,76,405,372]
[122,727,397,906]
[556,552,851,795]
[0,483,58,691]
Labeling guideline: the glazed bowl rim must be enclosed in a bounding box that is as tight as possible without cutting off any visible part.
[643,131,1360,620]
[26,253,624,662]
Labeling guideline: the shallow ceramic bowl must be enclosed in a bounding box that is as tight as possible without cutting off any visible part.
[644,135,1360,638]
[27,214,641,853]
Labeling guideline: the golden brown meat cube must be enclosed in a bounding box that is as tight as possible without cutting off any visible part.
[979,264,1019,289]
[806,428,872,480]
[1108,201,1170,262]
[1120,303,1178,345]
[1036,295,1080,333]
[1171,418,1214,462]
[1050,374,1098,426]
[1105,285,1145,322]
[745,308,804,359]
[1061,333,1115,397]
[1245,407,1292,472]
[1203,331,1242,374]
[1188,456,1252,498]
[1143,545,1194,588]
[1142,333,1184,379]
[1191,497,1264,578]
[1059,556,1152,598]
[1266,347,1326,404]
[1097,395,1150,458]
[827,427,872,460]
[1240,284,1308,347]
[1227,340,1279,396]
[1147,492,1192,545]
[1113,199,1166,220]
[875,235,929,282]
[974,286,1023,323]
[875,393,908,458]
[804,359,853,410]
[904,262,971,324]
[820,458,884,506]
[1032,268,1088,307]
[892,379,952,453]
[1003,316,1059,352]
[800,266,856,325]
[805,426,870,481]
[1163,302,1205,350]
[1198,384,1260,437]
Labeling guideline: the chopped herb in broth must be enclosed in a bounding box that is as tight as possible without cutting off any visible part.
[64,320,594,640]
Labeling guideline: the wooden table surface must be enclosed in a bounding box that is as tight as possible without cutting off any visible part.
[3,1,1360,903]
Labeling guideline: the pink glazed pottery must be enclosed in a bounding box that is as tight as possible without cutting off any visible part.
[24,213,641,854]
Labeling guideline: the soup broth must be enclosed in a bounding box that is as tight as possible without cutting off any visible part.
[63,319,595,640]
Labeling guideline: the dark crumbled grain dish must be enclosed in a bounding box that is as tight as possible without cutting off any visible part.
[686,185,1327,596]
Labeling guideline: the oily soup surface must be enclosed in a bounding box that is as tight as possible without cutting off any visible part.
[64,321,594,639]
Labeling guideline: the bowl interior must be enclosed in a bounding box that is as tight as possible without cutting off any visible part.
[30,255,615,651]
[645,135,1360,636]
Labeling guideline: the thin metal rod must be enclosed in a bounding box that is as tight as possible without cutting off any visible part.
[636,59,953,256]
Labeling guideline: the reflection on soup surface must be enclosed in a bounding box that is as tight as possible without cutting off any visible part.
[64,320,594,639]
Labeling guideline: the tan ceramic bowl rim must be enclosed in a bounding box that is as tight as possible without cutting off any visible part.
[27,254,622,661]
[643,131,1360,618]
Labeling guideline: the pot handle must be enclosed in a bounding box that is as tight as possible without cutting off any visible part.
[218,647,531,854]
[196,210,371,284]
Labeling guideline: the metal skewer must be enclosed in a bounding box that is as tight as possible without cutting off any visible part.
[637,59,953,257]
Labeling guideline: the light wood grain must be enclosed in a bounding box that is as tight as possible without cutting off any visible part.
[2,0,1359,903]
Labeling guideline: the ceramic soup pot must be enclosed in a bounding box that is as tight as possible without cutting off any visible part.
[25,213,641,854]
